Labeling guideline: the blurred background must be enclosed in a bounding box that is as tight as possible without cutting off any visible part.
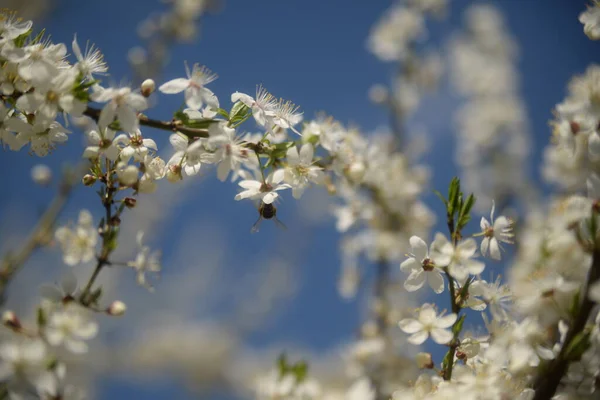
[0,0,598,398]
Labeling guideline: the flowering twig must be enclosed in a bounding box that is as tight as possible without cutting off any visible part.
[82,106,209,138]
[79,159,117,306]
[532,249,600,400]
[0,171,77,305]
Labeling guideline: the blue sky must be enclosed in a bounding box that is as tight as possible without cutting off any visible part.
[1,0,599,398]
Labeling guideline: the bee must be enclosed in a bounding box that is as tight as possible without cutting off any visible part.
[251,202,287,233]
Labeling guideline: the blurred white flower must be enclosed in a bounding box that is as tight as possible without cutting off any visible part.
[128,231,161,291]
[580,2,600,40]
[31,164,52,186]
[55,210,97,266]
[398,303,457,345]
[44,303,98,354]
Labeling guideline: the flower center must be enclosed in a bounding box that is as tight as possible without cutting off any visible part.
[422,258,435,271]
[260,183,273,192]
[484,226,494,238]
[46,90,58,103]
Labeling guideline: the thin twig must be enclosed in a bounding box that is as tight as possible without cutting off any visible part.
[79,159,116,306]
[0,173,77,305]
[83,107,209,138]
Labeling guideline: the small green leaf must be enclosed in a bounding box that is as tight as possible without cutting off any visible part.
[216,108,229,119]
[441,349,454,373]
[13,28,33,47]
[277,353,287,376]
[448,177,460,215]
[460,194,476,219]
[89,287,103,305]
[37,307,46,327]
[433,189,448,207]
[452,314,466,336]
[185,119,219,129]
[564,329,592,361]
[292,361,308,382]
[569,290,581,319]
[174,110,190,124]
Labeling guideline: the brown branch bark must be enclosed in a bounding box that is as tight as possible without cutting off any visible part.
[532,249,600,400]
[83,107,209,138]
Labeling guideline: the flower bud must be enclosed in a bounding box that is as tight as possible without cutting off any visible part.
[31,164,52,186]
[347,161,366,182]
[166,164,183,182]
[107,301,127,316]
[82,174,97,186]
[368,84,389,105]
[141,79,156,97]
[2,310,21,329]
[360,320,379,338]
[117,164,139,186]
[124,197,137,208]
[416,352,434,369]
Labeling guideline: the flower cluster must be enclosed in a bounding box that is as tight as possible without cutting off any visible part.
[2,2,600,400]
[449,4,535,211]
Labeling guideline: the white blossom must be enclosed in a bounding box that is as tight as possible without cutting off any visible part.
[231,85,278,127]
[284,143,324,199]
[400,236,445,294]
[44,303,98,354]
[235,169,291,204]
[159,62,219,110]
[430,233,485,282]
[479,201,514,260]
[91,85,148,133]
[72,35,108,78]
[55,210,97,266]
[580,2,600,40]
[398,303,457,345]
[128,231,161,291]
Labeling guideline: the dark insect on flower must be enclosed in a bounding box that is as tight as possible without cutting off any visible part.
[251,202,287,233]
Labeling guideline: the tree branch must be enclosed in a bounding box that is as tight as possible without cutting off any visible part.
[83,107,209,138]
[0,173,77,305]
[532,249,600,400]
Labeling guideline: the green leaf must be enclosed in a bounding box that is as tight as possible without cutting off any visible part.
[89,287,103,305]
[292,361,308,382]
[277,353,288,376]
[452,314,466,336]
[441,349,454,373]
[564,329,592,361]
[184,119,219,129]
[174,110,190,124]
[37,307,46,327]
[216,108,229,119]
[229,102,251,127]
[13,28,33,48]
[569,290,581,320]
[433,189,448,207]
[460,194,476,219]
[448,177,460,215]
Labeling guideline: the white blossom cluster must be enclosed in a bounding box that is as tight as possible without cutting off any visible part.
[1,2,600,400]
[449,4,535,211]
[543,64,600,191]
